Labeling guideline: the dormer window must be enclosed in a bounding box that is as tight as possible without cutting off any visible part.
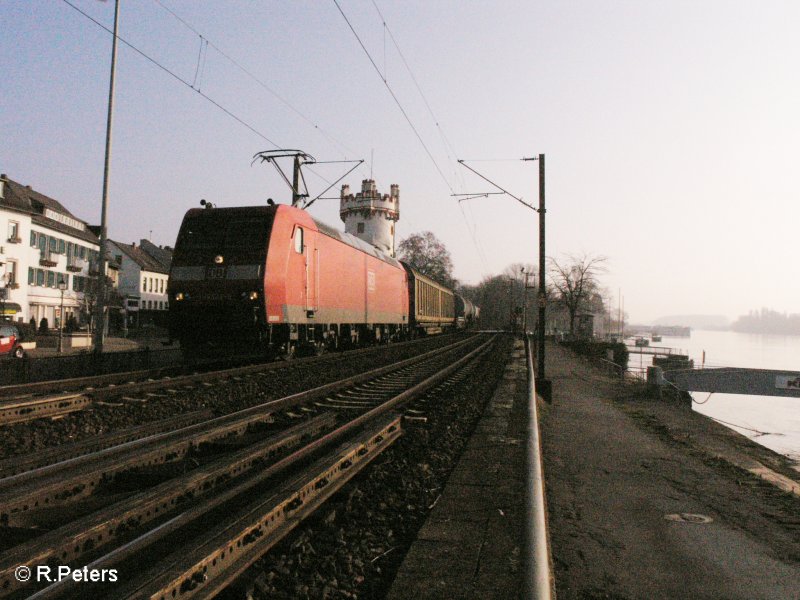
[7,221,20,243]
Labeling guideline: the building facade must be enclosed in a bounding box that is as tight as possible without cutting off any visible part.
[0,175,100,328]
[106,239,172,327]
[340,180,400,257]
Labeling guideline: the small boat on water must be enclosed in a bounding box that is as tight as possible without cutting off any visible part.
[651,334,662,342]
[634,336,649,347]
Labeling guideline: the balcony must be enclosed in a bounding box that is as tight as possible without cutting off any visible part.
[39,248,57,267]
[6,236,21,244]
[66,255,86,272]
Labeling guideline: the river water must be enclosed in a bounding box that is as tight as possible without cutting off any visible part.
[630,329,800,466]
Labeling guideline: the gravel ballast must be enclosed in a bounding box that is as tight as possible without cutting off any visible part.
[228,334,513,600]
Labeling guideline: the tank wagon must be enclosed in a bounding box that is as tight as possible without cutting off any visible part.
[168,204,408,356]
[454,294,477,329]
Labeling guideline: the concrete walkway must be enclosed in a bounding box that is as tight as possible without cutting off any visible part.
[542,342,800,600]
[387,340,529,600]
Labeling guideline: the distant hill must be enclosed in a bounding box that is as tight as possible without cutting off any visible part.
[652,315,730,329]
[731,309,800,335]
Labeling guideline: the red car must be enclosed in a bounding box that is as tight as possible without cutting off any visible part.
[0,324,25,359]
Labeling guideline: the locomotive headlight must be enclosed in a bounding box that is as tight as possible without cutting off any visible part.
[174,292,185,301]
[248,291,259,301]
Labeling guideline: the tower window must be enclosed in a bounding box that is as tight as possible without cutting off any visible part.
[357,222,365,233]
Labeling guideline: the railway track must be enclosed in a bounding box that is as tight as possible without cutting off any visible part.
[0,334,467,427]
[0,333,496,599]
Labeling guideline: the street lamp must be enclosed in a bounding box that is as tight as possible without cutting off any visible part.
[58,279,67,353]
[508,278,515,332]
[0,273,9,323]
[521,267,531,335]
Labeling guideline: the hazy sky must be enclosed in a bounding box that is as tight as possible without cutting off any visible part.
[3,1,799,323]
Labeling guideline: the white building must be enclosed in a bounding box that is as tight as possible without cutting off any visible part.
[340,180,400,257]
[106,239,171,326]
[0,174,100,328]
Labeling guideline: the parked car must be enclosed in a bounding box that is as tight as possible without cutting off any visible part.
[0,323,25,358]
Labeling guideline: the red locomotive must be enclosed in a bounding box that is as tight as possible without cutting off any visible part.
[168,203,476,357]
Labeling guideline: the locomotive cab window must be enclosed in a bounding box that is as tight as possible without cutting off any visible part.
[294,227,304,254]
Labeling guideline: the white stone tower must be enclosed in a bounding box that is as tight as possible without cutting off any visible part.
[339,180,400,257]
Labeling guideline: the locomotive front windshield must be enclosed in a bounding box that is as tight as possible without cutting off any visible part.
[174,212,273,262]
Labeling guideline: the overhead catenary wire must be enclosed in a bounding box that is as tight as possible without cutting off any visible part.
[61,0,281,149]
[196,36,209,91]
[458,159,534,211]
[191,35,203,89]
[153,0,368,178]
[370,0,463,188]
[333,0,455,196]
[65,0,360,195]
[363,1,492,276]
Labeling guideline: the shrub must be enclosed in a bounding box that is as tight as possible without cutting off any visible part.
[16,322,35,342]
[66,315,79,333]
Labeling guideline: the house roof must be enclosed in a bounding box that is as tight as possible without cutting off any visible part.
[0,175,100,245]
[138,239,173,271]
[110,240,170,274]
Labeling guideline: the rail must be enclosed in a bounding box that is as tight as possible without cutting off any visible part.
[8,336,496,599]
[524,334,554,599]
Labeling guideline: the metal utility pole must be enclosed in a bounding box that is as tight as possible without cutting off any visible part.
[93,0,120,356]
[537,154,546,379]
[456,153,550,399]
[515,153,549,401]
[58,281,66,354]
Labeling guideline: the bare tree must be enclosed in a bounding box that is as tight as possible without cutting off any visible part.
[397,231,457,288]
[459,263,555,331]
[81,273,120,334]
[549,253,607,336]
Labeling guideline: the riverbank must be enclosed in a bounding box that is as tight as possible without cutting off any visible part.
[541,342,800,599]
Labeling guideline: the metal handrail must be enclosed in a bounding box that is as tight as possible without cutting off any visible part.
[524,334,554,599]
